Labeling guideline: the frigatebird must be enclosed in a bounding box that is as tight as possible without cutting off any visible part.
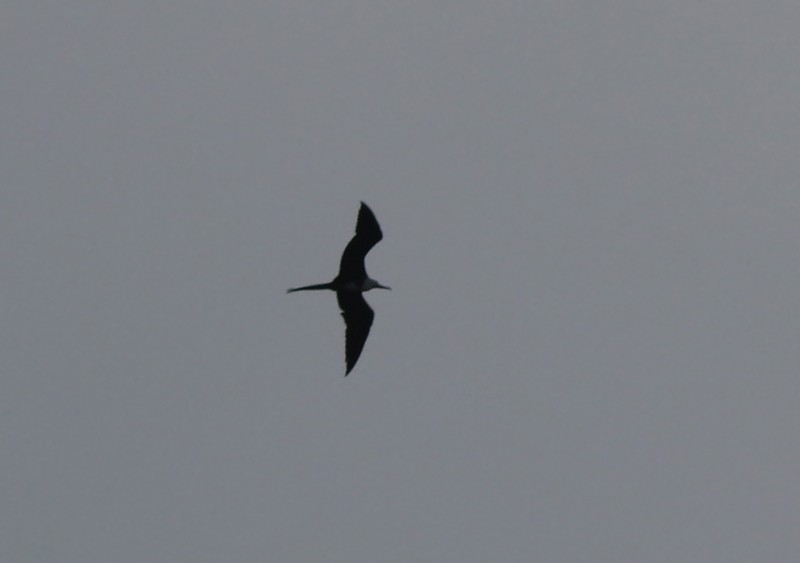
[287,202,390,375]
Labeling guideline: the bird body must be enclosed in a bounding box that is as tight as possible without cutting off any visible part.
[287,202,390,375]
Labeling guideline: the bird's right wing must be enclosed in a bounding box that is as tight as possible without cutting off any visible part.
[338,202,383,280]
[337,291,375,376]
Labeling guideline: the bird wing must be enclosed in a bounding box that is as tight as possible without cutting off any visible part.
[337,291,375,375]
[338,202,383,281]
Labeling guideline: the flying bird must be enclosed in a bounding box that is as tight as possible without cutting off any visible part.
[287,202,390,375]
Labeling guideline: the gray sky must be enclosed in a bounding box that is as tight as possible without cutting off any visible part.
[2,2,800,561]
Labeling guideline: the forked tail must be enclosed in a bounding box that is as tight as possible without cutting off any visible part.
[286,282,335,293]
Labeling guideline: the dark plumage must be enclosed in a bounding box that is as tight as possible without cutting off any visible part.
[288,202,390,375]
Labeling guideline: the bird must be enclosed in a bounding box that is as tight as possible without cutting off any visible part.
[287,202,390,375]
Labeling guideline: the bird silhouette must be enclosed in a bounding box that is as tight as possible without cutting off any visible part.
[288,202,390,375]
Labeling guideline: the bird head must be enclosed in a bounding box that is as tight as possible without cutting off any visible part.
[364,278,391,291]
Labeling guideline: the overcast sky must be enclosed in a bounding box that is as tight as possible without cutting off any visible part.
[2,2,800,562]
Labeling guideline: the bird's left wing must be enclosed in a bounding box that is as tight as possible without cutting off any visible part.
[337,291,375,376]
